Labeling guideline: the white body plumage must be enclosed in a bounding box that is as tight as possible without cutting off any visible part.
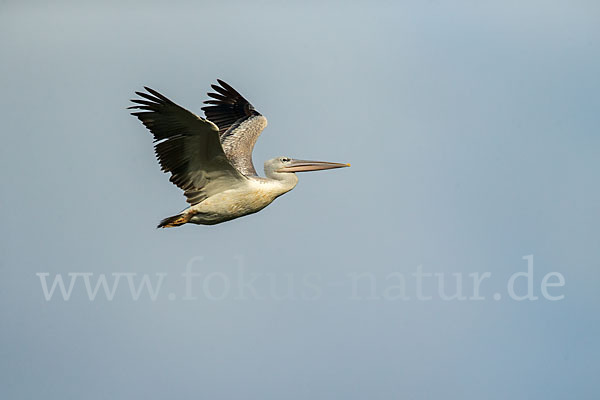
[187,161,299,225]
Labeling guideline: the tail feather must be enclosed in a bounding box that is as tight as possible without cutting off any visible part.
[157,213,190,228]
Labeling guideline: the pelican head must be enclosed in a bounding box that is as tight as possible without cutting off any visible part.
[265,157,349,177]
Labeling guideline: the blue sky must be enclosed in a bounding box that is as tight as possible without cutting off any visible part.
[1,2,599,399]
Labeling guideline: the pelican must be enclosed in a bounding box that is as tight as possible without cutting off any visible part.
[129,80,349,227]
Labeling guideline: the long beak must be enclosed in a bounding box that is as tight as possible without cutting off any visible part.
[277,159,350,173]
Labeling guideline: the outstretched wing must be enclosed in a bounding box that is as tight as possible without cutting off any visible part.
[129,87,247,205]
[201,79,268,177]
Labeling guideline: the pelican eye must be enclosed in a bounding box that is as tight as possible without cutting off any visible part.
[281,157,290,162]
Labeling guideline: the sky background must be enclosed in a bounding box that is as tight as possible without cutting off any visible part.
[1,1,599,399]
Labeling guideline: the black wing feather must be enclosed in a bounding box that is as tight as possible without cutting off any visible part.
[129,87,246,205]
[201,79,261,136]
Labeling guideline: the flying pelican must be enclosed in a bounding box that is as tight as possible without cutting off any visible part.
[129,80,349,228]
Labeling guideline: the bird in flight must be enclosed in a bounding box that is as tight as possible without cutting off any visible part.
[129,80,349,228]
